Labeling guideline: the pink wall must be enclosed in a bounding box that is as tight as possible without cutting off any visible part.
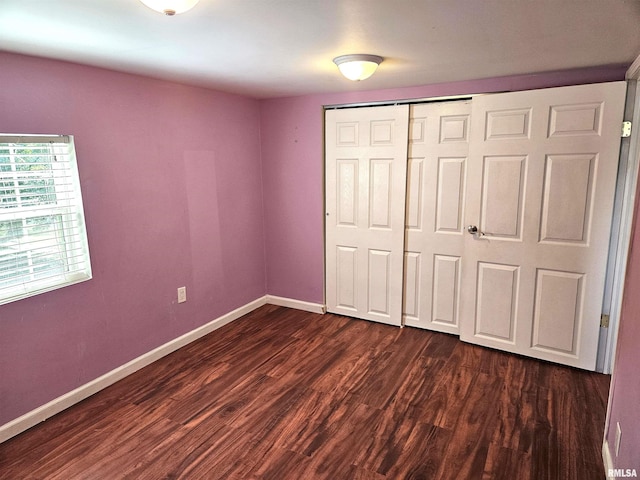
[0,52,266,424]
[260,66,628,303]
[606,182,640,469]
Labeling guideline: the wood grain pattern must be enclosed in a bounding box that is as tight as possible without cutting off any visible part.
[0,305,610,479]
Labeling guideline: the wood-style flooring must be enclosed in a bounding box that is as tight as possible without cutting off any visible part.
[0,305,611,479]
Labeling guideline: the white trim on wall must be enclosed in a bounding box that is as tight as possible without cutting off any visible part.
[0,294,325,444]
[265,294,326,314]
[603,439,615,479]
[626,55,640,81]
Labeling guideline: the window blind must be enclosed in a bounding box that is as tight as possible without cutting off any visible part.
[0,134,92,305]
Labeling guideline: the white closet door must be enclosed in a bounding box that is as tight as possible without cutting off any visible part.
[403,101,471,333]
[460,82,626,369]
[325,105,410,326]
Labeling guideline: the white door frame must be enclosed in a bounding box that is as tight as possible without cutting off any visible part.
[601,54,640,479]
[601,57,640,374]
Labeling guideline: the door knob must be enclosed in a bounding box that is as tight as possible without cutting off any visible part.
[467,225,486,236]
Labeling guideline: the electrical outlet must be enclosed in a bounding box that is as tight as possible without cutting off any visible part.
[615,422,622,457]
[177,286,187,304]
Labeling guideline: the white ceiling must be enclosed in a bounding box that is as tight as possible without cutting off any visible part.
[1,0,639,99]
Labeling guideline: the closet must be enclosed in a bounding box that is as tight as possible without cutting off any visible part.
[325,82,626,369]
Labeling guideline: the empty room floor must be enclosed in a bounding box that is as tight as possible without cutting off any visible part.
[0,304,610,479]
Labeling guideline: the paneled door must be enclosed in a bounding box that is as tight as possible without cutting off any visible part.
[403,101,471,333]
[460,82,626,369]
[325,105,409,326]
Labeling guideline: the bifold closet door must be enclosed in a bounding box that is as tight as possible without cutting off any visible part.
[459,81,626,370]
[403,101,472,334]
[325,105,409,326]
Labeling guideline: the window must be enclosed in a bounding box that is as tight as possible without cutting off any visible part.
[0,134,92,305]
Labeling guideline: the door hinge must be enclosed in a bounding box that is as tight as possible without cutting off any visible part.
[622,121,632,138]
[601,314,610,328]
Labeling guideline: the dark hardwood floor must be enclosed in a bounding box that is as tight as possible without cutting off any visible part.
[0,305,611,479]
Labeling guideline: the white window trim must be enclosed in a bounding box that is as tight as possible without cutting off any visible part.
[0,134,92,305]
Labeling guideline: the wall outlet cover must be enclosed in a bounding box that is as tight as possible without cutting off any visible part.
[178,287,187,303]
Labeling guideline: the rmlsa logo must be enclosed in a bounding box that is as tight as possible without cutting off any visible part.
[609,469,638,478]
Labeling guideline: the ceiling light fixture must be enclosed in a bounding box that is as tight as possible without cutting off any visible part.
[139,0,200,15]
[333,54,383,81]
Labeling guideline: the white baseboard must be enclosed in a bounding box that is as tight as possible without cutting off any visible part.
[266,295,326,314]
[0,295,326,444]
[0,296,268,444]
[603,439,614,479]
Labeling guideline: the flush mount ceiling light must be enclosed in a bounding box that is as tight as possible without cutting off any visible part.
[333,54,383,81]
[139,0,200,15]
